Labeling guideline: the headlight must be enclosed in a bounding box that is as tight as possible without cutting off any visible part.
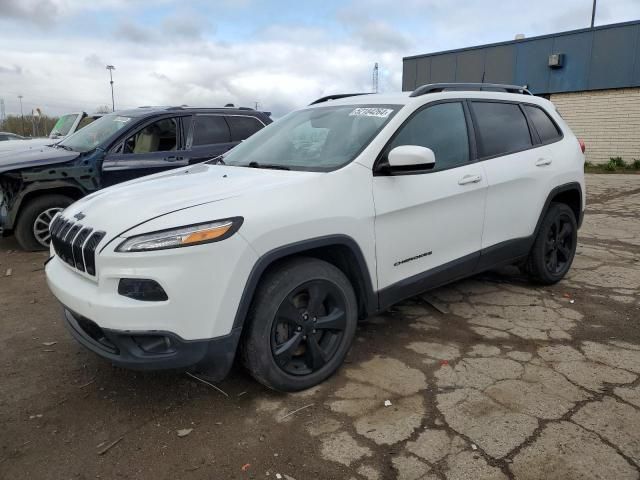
[116,217,243,252]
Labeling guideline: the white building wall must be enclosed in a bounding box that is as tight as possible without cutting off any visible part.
[550,88,640,165]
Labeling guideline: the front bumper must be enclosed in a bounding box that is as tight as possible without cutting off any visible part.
[64,308,241,378]
[45,232,258,340]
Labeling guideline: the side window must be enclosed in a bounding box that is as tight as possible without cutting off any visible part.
[226,116,264,142]
[472,102,532,158]
[388,102,469,171]
[523,105,562,143]
[191,115,231,146]
[123,117,178,154]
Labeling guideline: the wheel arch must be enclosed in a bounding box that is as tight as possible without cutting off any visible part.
[8,182,86,229]
[232,235,378,330]
[533,182,583,240]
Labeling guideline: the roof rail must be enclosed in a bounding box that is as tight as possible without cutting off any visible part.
[309,93,371,105]
[410,83,533,97]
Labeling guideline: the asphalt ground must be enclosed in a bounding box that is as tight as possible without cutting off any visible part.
[1,173,639,479]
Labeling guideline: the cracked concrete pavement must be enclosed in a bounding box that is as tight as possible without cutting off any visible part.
[1,173,639,479]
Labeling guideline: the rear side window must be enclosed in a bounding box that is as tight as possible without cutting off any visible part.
[226,116,263,142]
[388,102,469,171]
[523,105,562,143]
[192,115,230,146]
[472,102,532,158]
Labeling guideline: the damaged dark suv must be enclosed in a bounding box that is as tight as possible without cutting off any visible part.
[0,106,271,250]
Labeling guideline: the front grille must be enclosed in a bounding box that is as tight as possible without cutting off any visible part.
[50,216,106,276]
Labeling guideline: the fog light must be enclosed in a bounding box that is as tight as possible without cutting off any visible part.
[118,278,168,302]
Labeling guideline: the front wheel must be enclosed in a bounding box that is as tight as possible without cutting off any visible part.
[525,202,577,285]
[14,194,73,251]
[242,257,358,392]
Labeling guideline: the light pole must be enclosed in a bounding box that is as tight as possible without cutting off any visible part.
[17,95,25,136]
[590,0,597,28]
[106,65,115,112]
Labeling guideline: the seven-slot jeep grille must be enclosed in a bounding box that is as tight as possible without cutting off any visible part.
[50,216,106,276]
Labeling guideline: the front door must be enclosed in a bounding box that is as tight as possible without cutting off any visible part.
[372,101,487,305]
[101,116,187,186]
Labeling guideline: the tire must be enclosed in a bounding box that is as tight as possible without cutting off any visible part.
[242,257,358,392]
[525,202,577,285]
[14,194,74,251]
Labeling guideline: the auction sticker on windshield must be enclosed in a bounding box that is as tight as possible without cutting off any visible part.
[349,107,394,118]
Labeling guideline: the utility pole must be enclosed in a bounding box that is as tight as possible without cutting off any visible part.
[106,65,116,112]
[18,95,25,136]
[590,0,597,28]
[372,62,379,93]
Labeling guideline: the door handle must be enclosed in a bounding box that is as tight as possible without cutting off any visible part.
[166,156,183,162]
[458,174,482,185]
[536,158,552,167]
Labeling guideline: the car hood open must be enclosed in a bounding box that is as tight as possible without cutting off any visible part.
[0,145,79,173]
[62,163,318,237]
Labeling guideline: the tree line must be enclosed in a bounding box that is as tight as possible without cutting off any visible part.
[1,105,111,137]
[1,114,60,137]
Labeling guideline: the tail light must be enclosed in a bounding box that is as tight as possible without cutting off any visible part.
[578,139,586,153]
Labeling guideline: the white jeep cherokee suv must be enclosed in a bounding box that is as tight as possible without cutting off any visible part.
[45,83,585,391]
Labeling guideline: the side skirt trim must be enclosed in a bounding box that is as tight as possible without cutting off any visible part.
[378,236,533,311]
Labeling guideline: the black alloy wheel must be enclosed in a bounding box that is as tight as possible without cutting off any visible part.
[271,280,347,376]
[544,215,574,275]
[525,202,577,285]
[242,257,358,392]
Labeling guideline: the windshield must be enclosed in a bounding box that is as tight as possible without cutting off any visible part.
[220,104,400,171]
[58,114,132,153]
[50,114,80,137]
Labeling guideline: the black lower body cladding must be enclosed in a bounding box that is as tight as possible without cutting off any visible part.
[63,308,241,381]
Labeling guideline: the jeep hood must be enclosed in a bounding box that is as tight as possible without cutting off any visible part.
[0,145,79,173]
[62,163,318,237]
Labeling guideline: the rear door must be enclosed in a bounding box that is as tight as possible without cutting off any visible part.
[471,101,561,258]
[186,114,235,164]
[372,100,487,303]
[101,116,187,186]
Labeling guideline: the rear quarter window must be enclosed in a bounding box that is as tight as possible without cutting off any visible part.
[523,105,562,143]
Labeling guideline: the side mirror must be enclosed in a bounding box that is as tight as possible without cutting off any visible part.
[387,145,435,169]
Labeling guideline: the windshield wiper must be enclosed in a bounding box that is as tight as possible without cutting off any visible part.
[56,144,75,152]
[246,161,290,171]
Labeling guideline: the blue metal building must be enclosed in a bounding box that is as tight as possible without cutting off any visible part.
[402,20,640,164]
[402,20,640,94]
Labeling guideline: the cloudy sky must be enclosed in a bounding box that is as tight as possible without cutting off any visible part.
[0,0,639,117]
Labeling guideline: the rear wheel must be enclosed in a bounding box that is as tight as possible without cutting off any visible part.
[525,202,577,285]
[242,257,358,392]
[14,194,73,251]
